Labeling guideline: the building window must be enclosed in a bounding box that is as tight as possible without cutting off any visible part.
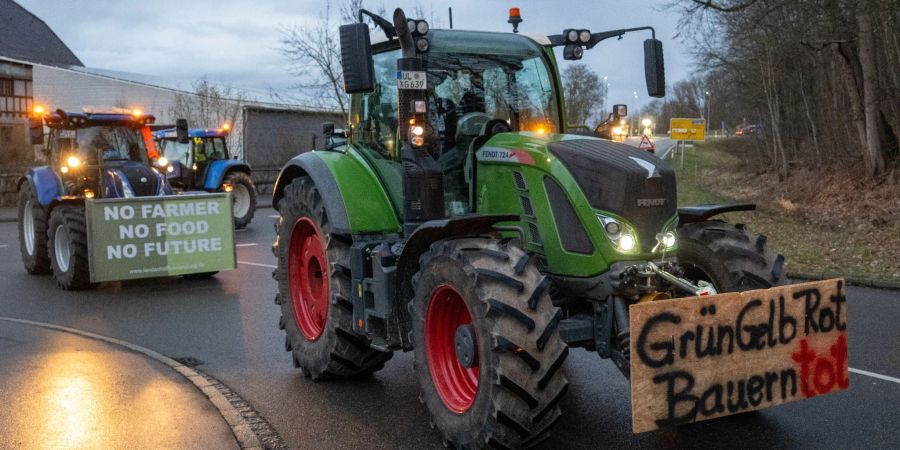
[0,127,12,143]
[0,78,12,96]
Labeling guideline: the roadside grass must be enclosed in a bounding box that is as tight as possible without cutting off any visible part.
[671,139,900,284]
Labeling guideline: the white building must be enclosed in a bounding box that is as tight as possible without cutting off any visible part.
[0,0,341,203]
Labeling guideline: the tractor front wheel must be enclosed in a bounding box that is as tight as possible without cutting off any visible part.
[677,220,785,292]
[412,238,568,449]
[225,171,256,229]
[48,205,94,290]
[273,176,391,379]
[18,183,51,275]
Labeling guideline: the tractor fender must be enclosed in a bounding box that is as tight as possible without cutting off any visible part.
[677,203,756,224]
[273,151,400,235]
[203,160,251,190]
[394,214,520,328]
[20,167,63,206]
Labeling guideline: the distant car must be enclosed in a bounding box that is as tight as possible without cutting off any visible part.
[736,124,763,136]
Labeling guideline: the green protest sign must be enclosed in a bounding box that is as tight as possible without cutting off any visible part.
[85,193,236,282]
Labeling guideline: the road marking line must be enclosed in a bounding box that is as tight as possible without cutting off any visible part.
[0,244,8,248]
[850,367,900,384]
[0,316,263,449]
[237,260,277,269]
[268,215,279,219]
[235,243,257,247]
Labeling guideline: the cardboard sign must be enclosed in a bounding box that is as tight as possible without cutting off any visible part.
[670,118,706,141]
[629,279,848,433]
[86,193,236,282]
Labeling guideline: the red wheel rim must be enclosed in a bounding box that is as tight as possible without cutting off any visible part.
[425,284,479,413]
[288,217,329,341]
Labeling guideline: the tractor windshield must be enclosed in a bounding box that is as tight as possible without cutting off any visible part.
[425,52,559,140]
[67,126,149,164]
[158,139,192,166]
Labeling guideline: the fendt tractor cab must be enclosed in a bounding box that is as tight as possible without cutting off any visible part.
[594,103,630,142]
[18,107,174,289]
[270,8,784,448]
[153,123,256,228]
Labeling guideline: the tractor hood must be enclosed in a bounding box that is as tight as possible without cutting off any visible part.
[100,161,167,198]
[476,133,676,252]
[546,138,676,250]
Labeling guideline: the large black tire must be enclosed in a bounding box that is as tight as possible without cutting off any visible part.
[412,238,569,449]
[17,183,51,275]
[273,176,392,379]
[225,171,256,229]
[677,220,785,292]
[48,205,95,290]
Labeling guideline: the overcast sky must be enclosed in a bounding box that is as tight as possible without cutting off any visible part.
[18,0,694,111]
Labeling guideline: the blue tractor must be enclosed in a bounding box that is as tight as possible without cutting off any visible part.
[153,125,256,228]
[18,108,175,289]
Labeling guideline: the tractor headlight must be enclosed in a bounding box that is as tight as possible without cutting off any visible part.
[662,232,676,248]
[619,234,636,252]
[598,214,640,254]
[651,217,679,253]
[578,29,591,43]
[66,155,81,168]
[156,156,169,167]
[612,126,623,135]
[410,122,426,147]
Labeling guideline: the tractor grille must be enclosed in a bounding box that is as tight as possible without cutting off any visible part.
[119,165,159,197]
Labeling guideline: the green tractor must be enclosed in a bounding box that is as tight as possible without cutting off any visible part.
[271,8,783,448]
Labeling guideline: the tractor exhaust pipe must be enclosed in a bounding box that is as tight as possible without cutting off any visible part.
[393,8,444,235]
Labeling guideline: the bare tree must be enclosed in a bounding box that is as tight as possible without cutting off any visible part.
[669,0,900,179]
[278,0,388,116]
[562,63,606,126]
[170,77,248,150]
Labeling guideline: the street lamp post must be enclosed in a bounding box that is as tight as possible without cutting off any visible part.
[632,91,638,136]
[602,76,608,117]
[705,90,711,135]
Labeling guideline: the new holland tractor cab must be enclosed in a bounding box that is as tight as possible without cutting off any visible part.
[18,107,174,289]
[153,123,256,228]
[270,8,783,448]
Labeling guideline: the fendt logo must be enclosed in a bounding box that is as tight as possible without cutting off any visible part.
[637,198,666,207]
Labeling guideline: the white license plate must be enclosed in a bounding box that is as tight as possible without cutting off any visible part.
[397,71,426,90]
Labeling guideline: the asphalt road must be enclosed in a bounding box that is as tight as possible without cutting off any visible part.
[624,135,675,158]
[0,216,898,449]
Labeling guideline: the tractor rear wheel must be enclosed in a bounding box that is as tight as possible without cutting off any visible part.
[412,238,568,449]
[273,176,391,379]
[18,183,51,275]
[225,171,256,229]
[677,220,785,292]
[48,205,95,290]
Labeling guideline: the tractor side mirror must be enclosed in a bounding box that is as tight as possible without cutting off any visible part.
[322,122,335,137]
[28,117,44,145]
[339,23,375,93]
[613,104,627,118]
[176,118,189,144]
[644,39,666,98]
